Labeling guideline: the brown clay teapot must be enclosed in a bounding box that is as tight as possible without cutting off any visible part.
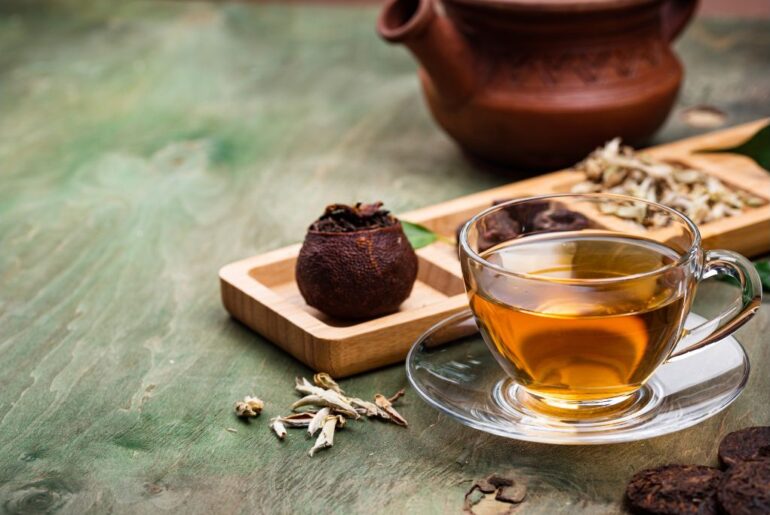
[377,0,698,169]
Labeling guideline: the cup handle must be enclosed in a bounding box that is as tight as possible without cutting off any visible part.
[667,249,762,361]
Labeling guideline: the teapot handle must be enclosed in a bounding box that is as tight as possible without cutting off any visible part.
[661,0,699,41]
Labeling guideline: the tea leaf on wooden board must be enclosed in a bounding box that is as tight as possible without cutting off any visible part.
[401,220,438,249]
[697,123,770,172]
[756,261,770,292]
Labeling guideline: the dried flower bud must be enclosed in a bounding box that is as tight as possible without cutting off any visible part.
[313,372,344,394]
[234,395,264,418]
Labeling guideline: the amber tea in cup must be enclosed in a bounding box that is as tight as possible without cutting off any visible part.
[459,195,761,417]
[471,233,686,402]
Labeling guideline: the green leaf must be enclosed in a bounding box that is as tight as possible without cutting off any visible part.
[697,123,770,172]
[713,261,770,292]
[756,260,770,292]
[401,220,438,249]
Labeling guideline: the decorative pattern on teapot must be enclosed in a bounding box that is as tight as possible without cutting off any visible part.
[491,38,665,89]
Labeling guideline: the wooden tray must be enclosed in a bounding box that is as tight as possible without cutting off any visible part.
[220,120,770,377]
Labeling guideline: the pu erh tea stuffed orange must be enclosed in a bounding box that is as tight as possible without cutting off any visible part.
[296,202,418,320]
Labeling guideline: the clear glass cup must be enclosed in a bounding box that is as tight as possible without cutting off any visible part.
[458,193,762,417]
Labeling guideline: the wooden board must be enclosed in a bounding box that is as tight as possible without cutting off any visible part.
[220,120,770,377]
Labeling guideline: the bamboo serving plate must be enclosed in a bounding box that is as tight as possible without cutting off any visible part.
[220,121,770,377]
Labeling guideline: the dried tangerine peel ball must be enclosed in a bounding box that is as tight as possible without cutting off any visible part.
[718,427,770,468]
[625,464,722,515]
[296,202,418,320]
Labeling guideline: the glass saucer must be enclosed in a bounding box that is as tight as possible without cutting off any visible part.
[406,310,749,445]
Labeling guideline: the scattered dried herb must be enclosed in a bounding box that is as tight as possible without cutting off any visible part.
[496,484,527,504]
[464,473,526,514]
[680,105,727,129]
[388,388,406,404]
[270,419,287,440]
[374,394,408,427]
[486,474,515,489]
[474,477,497,494]
[572,138,765,227]
[292,377,359,418]
[264,374,408,457]
[698,122,770,172]
[313,372,344,394]
[234,396,264,418]
[308,415,346,457]
[271,412,317,428]
[347,397,377,417]
[464,488,485,509]
[308,407,331,436]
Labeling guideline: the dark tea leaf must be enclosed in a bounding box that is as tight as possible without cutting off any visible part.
[401,220,438,249]
[697,123,770,172]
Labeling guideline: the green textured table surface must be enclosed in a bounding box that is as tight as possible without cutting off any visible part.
[1,2,769,513]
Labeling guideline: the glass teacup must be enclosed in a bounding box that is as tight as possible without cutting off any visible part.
[458,194,762,417]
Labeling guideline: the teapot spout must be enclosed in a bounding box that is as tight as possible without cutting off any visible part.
[378,0,476,107]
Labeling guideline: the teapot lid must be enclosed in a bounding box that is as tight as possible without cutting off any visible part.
[443,0,659,12]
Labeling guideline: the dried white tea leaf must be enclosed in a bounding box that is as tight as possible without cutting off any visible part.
[291,394,324,410]
[308,415,338,457]
[270,419,287,440]
[680,105,726,129]
[571,139,765,227]
[272,378,411,456]
[313,372,344,394]
[349,397,380,417]
[374,394,408,427]
[388,388,406,404]
[275,412,316,428]
[234,395,264,418]
[291,391,359,419]
[295,377,325,397]
[308,407,331,436]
